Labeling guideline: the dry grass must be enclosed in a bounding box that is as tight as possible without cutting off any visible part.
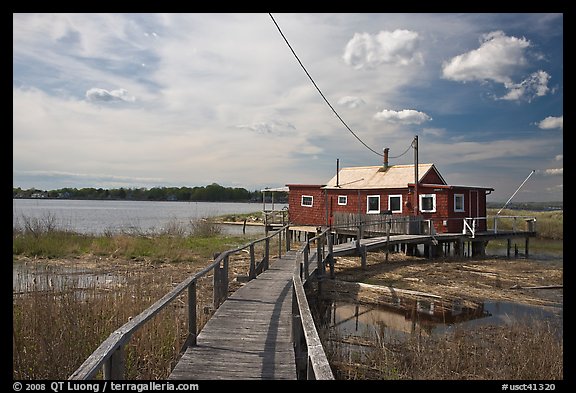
[325,318,563,380]
[13,249,258,379]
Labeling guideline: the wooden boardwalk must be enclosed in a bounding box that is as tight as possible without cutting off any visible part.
[169,250,298,380]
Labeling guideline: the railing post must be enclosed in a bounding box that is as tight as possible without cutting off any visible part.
[278,228,282,258]
[303,243,310,281]
[317,234,323,275]
[249,244,256,279]
[188,281,197,346]
[222,254,229,300]
[494,217,498,234]
[286,226,291,251]
[103,345,125,380]
[327,231,334,279]
[264,238,270,270]
[213,253,222,308]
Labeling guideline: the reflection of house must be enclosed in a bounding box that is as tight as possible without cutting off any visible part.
[287,155,493,234]
[327,299,489,337]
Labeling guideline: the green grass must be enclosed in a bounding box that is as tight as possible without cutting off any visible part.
[13,215,259,262]
[486,208,563,240]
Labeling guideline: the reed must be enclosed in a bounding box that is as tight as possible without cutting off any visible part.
[324,317,563,380]
[487,208,563,240]
[12,215,262,380]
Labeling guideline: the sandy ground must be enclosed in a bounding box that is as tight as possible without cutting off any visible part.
[329,251,563,309]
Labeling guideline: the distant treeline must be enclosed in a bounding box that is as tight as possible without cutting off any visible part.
[486,201,563,211]
[13,183,288,203]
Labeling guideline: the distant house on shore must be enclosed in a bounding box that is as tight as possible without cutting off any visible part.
[287,159,494,234]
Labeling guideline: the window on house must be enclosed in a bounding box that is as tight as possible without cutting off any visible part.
[454,194,465,212]
[338,195,347,206]
[419,194,436,213]
[301,195,313,207]
[389,195,402,213]
[367,195,380,214]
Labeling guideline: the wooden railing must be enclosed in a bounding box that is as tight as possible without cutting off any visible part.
[292,227,335,380]
[69,224,292,380]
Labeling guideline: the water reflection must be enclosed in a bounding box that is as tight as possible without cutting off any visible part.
[316,298,562,341]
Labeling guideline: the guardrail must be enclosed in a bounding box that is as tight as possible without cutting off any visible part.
[292,227,335,380]
[69,225,291,380]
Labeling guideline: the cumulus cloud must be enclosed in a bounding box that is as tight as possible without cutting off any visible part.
[442,31,530,84]
[442,31,550,101]
[500,70,550,102]
[373,109,431,124]
[541,168,563,176]
[343,29,423,69]
[337,96,365,108]
[236,119,296,136]
[86,88,136,103]
[537,115,563,130]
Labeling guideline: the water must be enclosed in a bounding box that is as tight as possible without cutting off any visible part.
[12,199,287,235]
[320,298,563,341]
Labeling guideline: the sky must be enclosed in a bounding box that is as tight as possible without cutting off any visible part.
[13,13,563,202]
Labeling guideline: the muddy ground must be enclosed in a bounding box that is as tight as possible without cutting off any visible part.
[328,251,563,309]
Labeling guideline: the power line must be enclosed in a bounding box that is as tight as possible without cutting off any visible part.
[390,141,414,159]
[269,13,384,158]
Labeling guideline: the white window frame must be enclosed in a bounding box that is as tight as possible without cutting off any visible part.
[366,195,380,214]
[454,194,465,212]
[388,194,402,213]
[337,195,347,206]
[301,195,313,207]
[419,194,436,213]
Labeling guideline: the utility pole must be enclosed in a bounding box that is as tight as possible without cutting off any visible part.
[413,135,419,216]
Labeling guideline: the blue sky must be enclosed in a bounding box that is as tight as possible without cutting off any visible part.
[13,13,563,202]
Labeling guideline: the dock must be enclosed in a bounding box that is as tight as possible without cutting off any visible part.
[169,250,298,380]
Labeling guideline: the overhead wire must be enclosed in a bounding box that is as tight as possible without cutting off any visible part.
[269,13,386,158]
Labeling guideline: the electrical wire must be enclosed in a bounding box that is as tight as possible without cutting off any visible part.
[269,13,385,157]
[390,141,414,159]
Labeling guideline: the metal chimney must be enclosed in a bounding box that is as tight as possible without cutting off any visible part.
[383,148,389,170]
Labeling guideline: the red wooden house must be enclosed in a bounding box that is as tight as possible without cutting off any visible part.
[287,162,493,234]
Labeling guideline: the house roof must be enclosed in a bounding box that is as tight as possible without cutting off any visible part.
[323,164,445,190]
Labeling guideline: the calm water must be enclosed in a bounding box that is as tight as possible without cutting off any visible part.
[12,199,287,235]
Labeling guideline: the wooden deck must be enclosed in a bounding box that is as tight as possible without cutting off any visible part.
[169,250,298,380]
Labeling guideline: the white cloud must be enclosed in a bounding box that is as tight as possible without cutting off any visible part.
[373,109,432,124]
[537,115,563,130]
[422,128,446,137]
[337,96,365,108]
[442,31,530,84]
[500,70,550,102]
[235,119,296,136]
[442,31,551,101]
[86,88,136,103]
[542,168,563,176]
[555,154,563,161]
[343,29,423,69]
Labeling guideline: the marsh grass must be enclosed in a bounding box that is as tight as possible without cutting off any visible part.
[324,317,563,380]
[12,214,268,380]
[487,208,563,240]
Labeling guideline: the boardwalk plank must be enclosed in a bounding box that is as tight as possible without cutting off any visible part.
[169,251,298,380]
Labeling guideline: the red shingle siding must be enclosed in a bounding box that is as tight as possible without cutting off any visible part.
[288,186,326,226]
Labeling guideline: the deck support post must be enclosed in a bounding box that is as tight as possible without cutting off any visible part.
[360,244,367,269]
